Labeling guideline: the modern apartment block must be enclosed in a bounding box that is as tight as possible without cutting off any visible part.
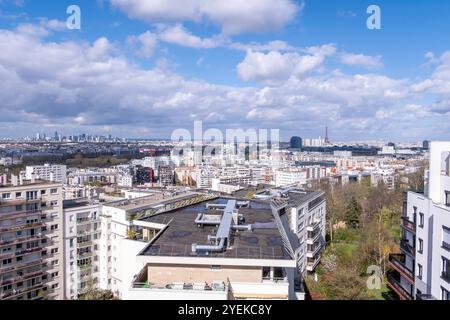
[387,141,450,300]
[62,199,101,299]
[95,187,325,300]
[0,175,64,300]
[99,191,218,297]
[25,164,67,184]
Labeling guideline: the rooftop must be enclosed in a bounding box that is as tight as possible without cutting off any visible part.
[139,197,290,260]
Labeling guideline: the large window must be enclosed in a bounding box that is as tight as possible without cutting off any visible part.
[442,287,450,300]
[443,227,450,251]
[442,257,450,282]
[419,212,424,228]
[418,239,424,254]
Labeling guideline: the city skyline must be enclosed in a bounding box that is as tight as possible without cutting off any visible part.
[1,1,450,140]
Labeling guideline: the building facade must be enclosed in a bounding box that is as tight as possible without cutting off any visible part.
[26,164,67,184]
[0,176,64,300]
[387,141,450,300]
[62,199,101,299]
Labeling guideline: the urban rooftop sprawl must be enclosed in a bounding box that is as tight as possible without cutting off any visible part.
[1,133,448,300]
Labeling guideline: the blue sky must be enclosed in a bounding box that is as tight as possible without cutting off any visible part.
[0,0,449,141]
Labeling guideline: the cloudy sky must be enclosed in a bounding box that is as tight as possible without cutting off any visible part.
[0,0,449,141]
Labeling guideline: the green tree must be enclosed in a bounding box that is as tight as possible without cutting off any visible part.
[345,197,362,229]
[78,279,119,300]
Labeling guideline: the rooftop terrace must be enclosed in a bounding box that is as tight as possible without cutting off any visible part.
[138,198,290,260]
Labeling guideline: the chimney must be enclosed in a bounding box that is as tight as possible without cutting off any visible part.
[11,174,18,186]
[1,174,6,185]
[19,175,24,185]
[31,173,36,184]
[50,172,55,182]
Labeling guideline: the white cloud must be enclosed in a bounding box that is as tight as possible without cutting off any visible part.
[339,53,384,69]
[127,31,158,58]
[237,50,327,84]
[0,22,446,140]
[158,24,220,49]
[110,0,300,35]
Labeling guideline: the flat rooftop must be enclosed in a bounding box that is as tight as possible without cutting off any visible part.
[139,198,290,260]
[0,179,60,189]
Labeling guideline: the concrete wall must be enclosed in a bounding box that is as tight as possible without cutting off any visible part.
[146,264,262,286]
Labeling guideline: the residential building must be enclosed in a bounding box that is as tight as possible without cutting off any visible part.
[0,175,64,300]
[274,168,307,187]
[387,141,450,300]
[62,199,101,299]
[26,164,67,184]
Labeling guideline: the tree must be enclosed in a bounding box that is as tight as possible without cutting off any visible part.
[78,279,119,300]
[345,197,362,229]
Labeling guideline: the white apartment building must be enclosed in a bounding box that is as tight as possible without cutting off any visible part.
[26,164,67,184]
[98,192,216,298]
[285,190,327,274]
[0,175,64,300]
[117,174,133,188]
[388,141,450,300]
[195,166,219,189]
[62,199,101,300]
[94,187,326,300]
[274,168,307,187]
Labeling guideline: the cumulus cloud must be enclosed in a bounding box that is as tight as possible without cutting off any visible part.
[237,49,330,84]
[127,31,158,57]
[158,24,220,49]
[110,0,300,35]
[0,22,445,140]
[339,53,384,70]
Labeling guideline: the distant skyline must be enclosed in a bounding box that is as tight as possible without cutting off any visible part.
[0,0,450,141]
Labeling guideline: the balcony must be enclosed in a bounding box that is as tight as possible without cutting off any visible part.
[442,241,450,252]
[306,256,321,271]
[0,234,45,248]
[306,244,322,258]
[388,254,414,284]
[0,258,43,273]
[416,293,437,300]
[0,269,44,286]
[306,231,321,245]
[0,221,45,233]
[401,217,416,234]
[77,240,93,248]
[441,271,450,283]
[306,221,321,232]
[386,271,413,300]
[0,282,44,300]
[400,239,415,257]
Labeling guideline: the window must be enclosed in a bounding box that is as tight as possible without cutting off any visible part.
[1,193,11,199]
[51,224,58,231]
[41,190,47,195]
[417,264,423,279]
[419,213,424,228]
[2,258,12,265]
[442,257,450,282]
[418,239,424,254]
[443,226,450,251]
[446,191,450,207]
[51,283,59,289]
[15,192,22,198]
[442,287,450,300]
[50,188,58,195]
